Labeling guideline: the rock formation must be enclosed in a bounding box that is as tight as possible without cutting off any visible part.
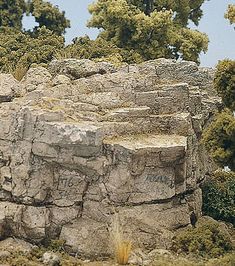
[0,59,220,258]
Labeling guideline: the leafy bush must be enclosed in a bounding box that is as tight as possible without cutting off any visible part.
[28,0,70,35]
[202,170,235,225]
[202,109,235,171]
[0,26,64,73]
[58,35,144,64]
[172,219,233,258]
[0,0,26,29]
[225,4,235,25]
[214,59,235,111]
[206,253,235,266]
[202,59,235,171]
[151,253,235,266]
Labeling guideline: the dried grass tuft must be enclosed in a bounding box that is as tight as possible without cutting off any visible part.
[6,64,28,81]
[110,214,132,265]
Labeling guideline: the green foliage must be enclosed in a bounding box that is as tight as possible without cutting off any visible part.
[60,35,145,64]
[225,4,235,25]
[151,253,235,266]
[28,0,70,35]
[61,36,123,61]
[172,219,233,258]
[0,26,64,72]
[214,60,235,111]
[0,0,26,29]
[129,0,205,26]
[202,170,235,225]
[47,239,66,252]
[0,0,70,36]
[206,253,235,266]
[88,0,208,64]
[202,109,235,171]
[0,248,82,266]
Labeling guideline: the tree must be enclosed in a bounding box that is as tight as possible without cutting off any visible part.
[0,0,70,36]
[202,60,235,171]
[28,0,70,36]
[88,0,209,64]
[0,26,64,73]
[202,6,235,171]
[129,0,205,26]
[0,0,69,74]
[214,60,235,111]
[0,0,26,29]
[62,36,123,62]
[61,35,146,64]
[202,109,235,171]
[225,4,235,25]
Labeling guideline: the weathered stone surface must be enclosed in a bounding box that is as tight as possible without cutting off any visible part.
[22,67,52,93]
[42,252,60,266]
[0,59,220,257]
[60,218,110,258]
[0,238,34,253]
[0,74,21,102]
[48,59,116,79]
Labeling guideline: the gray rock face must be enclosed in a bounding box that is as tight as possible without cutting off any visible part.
[48,59,116,79]
[42,252,60,266]
[0,74,21,102]
[0,59,220,258]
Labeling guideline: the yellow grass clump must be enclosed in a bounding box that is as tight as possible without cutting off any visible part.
[6,64,28,81]
[110,214,132,265]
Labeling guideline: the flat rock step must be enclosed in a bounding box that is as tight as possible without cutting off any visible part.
[104,134,187,153]
[98,112,192,137]
[103,134,187,203]
[135,84,189,114]
[134,82,189,92]
[102,106,150,121]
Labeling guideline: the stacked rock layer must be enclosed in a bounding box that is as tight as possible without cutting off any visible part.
[0,59,220,257]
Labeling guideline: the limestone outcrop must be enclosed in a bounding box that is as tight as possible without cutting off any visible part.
[0,59,220,257]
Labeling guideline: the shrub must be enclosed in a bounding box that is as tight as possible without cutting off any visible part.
[202,170,235,226]
[202,109,235,171]
[206,253,235,266]
[172,219,233,258]
[0,26,64,73]
[151,253,235,266]
[59,35,144,64]
[214,59,235,111]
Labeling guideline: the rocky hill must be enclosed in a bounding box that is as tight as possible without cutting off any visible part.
[0,59,221,258]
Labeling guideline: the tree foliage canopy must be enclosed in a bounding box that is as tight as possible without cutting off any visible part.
[225,4,235,25]
[203,59,235,170]
[129,0,205,26]
[0,0,70,35]
[28,0,70,35]
[62,35,150,64]
[0,0,26,29]
[0,0,69,72]
[202,10,235,171]
[202,109,235,171]
[214,60,235,111]
[88,0,208,63]
[0,26,64,72]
